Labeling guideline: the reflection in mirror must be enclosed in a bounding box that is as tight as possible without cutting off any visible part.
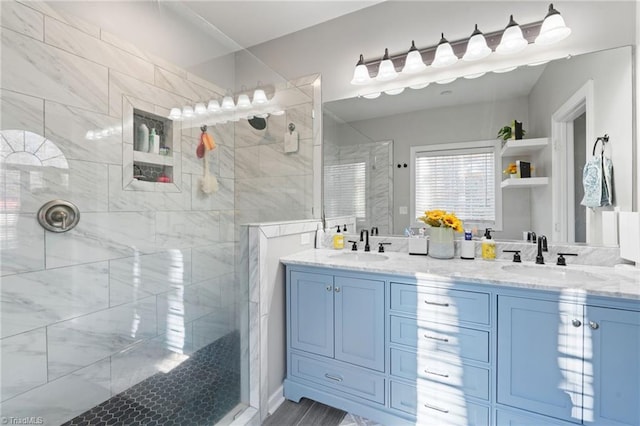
[323,46,633,245]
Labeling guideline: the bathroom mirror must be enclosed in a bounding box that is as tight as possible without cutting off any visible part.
[323,46,634,245]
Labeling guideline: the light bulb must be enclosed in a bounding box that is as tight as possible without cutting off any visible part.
[436,77,457,84]
[351,54,372,85]
[535,4,571,45]
[464,72,486,79]
[237,94,251,109]
[402,41,426,74]
[496,15,528,55]
[376,48,398,82]
[431,33,458,68]
[252,89,268,105]
[493,66,518,73]
[463,25,491,61]
[409,82,429,90]
[207,100,221,113]
[221,96,235,111]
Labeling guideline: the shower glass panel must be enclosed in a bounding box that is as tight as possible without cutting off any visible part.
[0,1,311,424]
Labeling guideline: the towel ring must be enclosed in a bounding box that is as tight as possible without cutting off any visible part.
[592,134,609,156]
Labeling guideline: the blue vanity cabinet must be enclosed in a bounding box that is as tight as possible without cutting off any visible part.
[288,269,385,371]
[497,295,640,426]
[587,306,640,426]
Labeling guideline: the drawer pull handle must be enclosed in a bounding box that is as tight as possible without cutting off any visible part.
[424,403,449,414]
[424,369,449,378]
[326,285,332,292]
[424,334,449,343]
[589,321,600,330]
[324,373,343,382]
[424,300,449,307]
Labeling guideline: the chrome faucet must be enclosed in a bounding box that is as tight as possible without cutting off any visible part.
[360,229,370,252]
[536,235,548,264]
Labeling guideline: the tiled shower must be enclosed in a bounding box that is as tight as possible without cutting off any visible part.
[0,1,316,424]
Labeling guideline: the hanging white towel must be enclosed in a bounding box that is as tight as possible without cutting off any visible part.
[284,130,299,153]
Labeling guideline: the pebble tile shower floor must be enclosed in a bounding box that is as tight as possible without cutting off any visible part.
[63,331,241,426]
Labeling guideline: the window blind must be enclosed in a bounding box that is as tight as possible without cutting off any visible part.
[414,148,495,223]
[324,162,366,218]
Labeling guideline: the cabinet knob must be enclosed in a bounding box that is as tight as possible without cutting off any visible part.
[572,319,582,327]
[326,285,332,292]
[589,321,600,330]
[334,287,341,293]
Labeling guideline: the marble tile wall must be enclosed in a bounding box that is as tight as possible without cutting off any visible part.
[0,1,237,423]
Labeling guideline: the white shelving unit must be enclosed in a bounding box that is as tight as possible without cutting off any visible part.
[500,137,549,157]
[500,137,549,189]
[501,177,550,189]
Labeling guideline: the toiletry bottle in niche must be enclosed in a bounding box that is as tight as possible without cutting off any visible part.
[333,225,344,249]
[481,228,496,260]
[149,128,160,154]
[137,123,149,152]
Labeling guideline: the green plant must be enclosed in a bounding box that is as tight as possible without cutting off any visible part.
[497,120,526,141]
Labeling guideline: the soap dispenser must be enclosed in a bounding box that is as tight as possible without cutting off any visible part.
[481,228,496,260]
[333,225,344,249]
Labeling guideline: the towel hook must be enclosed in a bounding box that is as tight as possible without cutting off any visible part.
[200,125,207,133]
[288,123,296,134]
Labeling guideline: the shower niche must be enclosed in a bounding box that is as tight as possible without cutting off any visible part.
[122,97,182,192]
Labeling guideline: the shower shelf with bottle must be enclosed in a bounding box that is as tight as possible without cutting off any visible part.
[133,109,174,183]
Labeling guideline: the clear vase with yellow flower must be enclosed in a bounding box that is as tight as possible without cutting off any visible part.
[418,209,463,259]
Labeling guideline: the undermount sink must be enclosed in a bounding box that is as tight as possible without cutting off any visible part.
[501,264,608,283]
[329,252,389,262]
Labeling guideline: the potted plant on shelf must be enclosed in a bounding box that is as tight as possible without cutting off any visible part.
[503,162,518,178]
[498,120,525,141]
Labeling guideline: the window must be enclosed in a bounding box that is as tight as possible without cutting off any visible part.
[411,140,501,229]
[324,162,366,218]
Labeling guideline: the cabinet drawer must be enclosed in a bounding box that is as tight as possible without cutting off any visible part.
[495,409,574,425]
[390,316,489,363]
[390,282,489,325]
[390,348,489,400]
[290,353,385,404]
[390,381,489,425]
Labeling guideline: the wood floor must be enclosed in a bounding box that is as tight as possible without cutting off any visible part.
[262,398,347,426]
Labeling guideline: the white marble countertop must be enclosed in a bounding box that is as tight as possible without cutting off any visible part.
[281,248,640,301]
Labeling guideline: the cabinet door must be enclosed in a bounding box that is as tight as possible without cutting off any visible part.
[334,276,385,371]
[289,271,334,357]
[497,296,583,424]
[587,306,640,426]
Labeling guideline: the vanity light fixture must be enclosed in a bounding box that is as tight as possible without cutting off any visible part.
[409,82,429,90]
[384,87,405,95]
[194,102,207,115]
[182,105,194,118]
[462,25,491,61]
[252,89,269,105]
[431,33,458,68]
[535,3,571,45]
[221,95,235,111]
[237,94,252,109]
[351,54,372,85]
[496,15,528,55]
[376,48,398,81]
[401,41,427,74]
[169,107,182,120]
[207,100,221,113]
[349,3,571,95]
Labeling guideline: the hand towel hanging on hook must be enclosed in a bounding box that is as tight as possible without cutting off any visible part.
[581,134,613,208]
[284,122,299,153]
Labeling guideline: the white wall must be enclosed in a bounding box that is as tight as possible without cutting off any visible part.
[528,46,634,243]
[344,97,530,236]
